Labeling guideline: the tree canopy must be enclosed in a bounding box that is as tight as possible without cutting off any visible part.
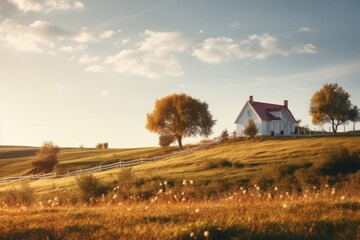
[146,93,216,149]
[309,83,358,134]
[244,119,258,137]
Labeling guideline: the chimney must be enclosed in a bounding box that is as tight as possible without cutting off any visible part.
[284,100,288,108]
[249,95,253,104]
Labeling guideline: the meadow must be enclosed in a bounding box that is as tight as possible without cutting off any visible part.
[0,135,359,239]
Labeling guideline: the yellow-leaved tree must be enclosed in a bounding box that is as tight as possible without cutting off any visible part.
[309,83,358,134]
[146,93,216,149]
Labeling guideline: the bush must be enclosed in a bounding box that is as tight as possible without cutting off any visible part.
[159,135,175,147]
[31,141,60,173]
[244,119,258,137]
[76,175,108,202]
[220,129,229,140]
[314,146,360,176]
[2,182,34,206]
[96,143,103,149]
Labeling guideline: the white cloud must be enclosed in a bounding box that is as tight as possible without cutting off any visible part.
[293,43,317,54]
[297,27,312,32]
[79,54,99,64]
[0,19,71,52]
[193,34,317,64]
[60,44,86,52]
[199,29,204,34]
[85,64,105,73]
[105,30,191,79]
[230,21,240,28]
[9,0,84,13]
[138,30,192,52]
[99,30,114,39]
[73,29,96,43]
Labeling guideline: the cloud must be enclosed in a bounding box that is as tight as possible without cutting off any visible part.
[9,0,84,13]
[293,43,317,54]
[99,30,114,39]
[230,21,240,28]
[199,29,204,34]
[67,55,75,61]
[105,30,191,79]
[79,54,99,64]
[60,44,86,52]
[73,28,96,43]
[193,34,317,64]
[85,64,105,73]
[0,19,71,52]
[297,27,312,32]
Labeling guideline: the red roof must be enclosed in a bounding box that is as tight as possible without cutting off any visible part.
[250,101,296,122]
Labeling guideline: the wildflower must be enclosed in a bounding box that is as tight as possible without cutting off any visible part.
[341,196,345,200]
[325,184,329,188]
[274,187,278,191]
[242,190,246,194]
[182,180,187,185]
[117,186,120,189]
[204,231,209,238]
[158,189,163,194]
[280,195,283,199]
[21,206,27,211]
[282,203,287,208]
[164,181,167,185]
[256,186,260,191]
[113,194,118,199]
[190,232,195,238]
[189,180,194,185]
[331,188,336,195]
[159,182,163,186]
[181,192,185,196]
[145,206,149,210]
[182,198,186,202]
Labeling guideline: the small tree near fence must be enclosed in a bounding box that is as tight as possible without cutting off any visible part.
[31,141,60,173]
[244,119,258,138]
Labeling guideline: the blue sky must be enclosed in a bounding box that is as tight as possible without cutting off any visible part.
[1,0,359,148]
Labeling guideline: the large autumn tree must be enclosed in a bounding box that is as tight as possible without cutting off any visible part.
[309,83,358,134]
[146,93,216,149]
[31,141,60,173]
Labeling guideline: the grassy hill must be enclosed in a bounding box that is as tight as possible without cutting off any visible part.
[0,135,359,194]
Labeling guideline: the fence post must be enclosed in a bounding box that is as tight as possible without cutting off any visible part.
[120,160,122,167]
[100,165,102,171]
[43,173,46,179]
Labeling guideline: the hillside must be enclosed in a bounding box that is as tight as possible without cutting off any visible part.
[0,136,359,194]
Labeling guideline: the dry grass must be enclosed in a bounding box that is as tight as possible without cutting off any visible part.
[0,185,359,240]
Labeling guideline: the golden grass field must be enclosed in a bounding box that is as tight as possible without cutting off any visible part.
[0,135,359,239]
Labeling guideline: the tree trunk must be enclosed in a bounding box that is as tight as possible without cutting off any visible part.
[176,135,183,149]
[331,120,337,135]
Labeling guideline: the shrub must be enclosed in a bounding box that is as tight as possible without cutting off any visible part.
[31,141,60,173]
[220,129,229,140]
[244,119,258,137]
[159,135,175,147]
[96,143,103,149]
[2,182,34,206]
[76,175,108,202]
[314,146,360,176]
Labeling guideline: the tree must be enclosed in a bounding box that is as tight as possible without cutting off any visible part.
[348,105,360,131]
[95,143,103,149]
[31,141,60,173]
[159,134,175,147]
[103,142,109,149]
[309,83,357,135]
[146,93,216,149]
[244,119,258,137]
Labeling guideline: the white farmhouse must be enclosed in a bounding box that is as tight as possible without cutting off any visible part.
[234,96,296,136]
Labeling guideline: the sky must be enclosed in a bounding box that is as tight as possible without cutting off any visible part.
[1,0,360,148]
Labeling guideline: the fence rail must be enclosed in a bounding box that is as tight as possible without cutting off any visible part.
[0,131,338,183]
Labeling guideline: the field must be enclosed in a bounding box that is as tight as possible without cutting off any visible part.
[0,136,359,239]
